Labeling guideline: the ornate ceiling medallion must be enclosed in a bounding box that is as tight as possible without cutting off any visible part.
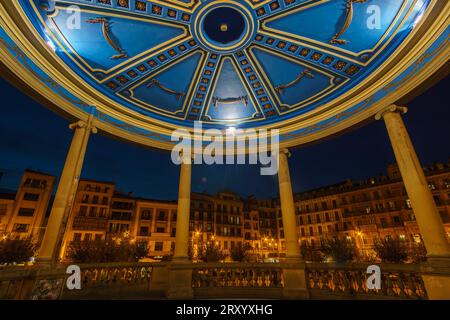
[192,1,256,54]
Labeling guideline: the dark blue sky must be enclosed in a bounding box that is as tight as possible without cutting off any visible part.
[0,76,448,200]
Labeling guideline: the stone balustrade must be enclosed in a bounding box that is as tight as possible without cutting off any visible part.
[306,263,427,300]
[0,262,431,300]
[192,263,284,288]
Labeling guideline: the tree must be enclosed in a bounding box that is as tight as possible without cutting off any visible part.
[374,237,408,263]
[197,242,226,263]
[0,236,36,265]
[230,243,252,262]
[300,242,325,262]
[321,237,357,263]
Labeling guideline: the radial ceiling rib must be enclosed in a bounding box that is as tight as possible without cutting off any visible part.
[255,0,327,21]
[56,0,193,25]
[101,36,200,93]
[250,31,360,79]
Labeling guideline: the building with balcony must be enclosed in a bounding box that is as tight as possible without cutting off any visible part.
[295,162,450,256]
[0,170,55,241]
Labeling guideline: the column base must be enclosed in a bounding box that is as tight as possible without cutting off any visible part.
[166,262,194,299]
[421,257,450,300]
[33,256,54,268]
[282,261,309,300]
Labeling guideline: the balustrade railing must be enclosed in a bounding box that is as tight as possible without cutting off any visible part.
[191,263,284,289]
[0,262,162,300]
[306,263,427,299]
[0,261,430,300]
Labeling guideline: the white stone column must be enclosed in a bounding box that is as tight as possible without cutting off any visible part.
[376,105,450,299]
[376,105,450,257]
[173,152,192,261]
[37,118,97,265]
[277,149,302,261]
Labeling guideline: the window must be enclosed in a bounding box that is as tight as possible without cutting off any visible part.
[84,233,92,241]
[444,179,450,189]
[89,207,97,217]
[406,199,412,209]
[141,209,152,220]
[95,234,102,241]
[23,193,39,201]
[155,242,163,251]
[82,194,89,203]
[111,211,131,220]
[18,208,34,217]
[140,227,149,236]
[13,224,29,233]
[158,211,166,220]
[332,200,337,209]
[73,233,82,242]
[428,182,436,190]
[79,206,87,216]
[156,227,165,233]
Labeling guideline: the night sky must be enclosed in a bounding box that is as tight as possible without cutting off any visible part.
[0,76,448,200]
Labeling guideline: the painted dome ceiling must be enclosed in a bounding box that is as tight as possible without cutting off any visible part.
[0,0,448,149]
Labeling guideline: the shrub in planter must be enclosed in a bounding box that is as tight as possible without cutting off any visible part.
[408,242,427,263]
[0,236,36,265]
[67,237,148,263]
[374,238,408,263]
[197,242,226,263]
[230,243,252,262]
[320,237,358,263]
[300,242,325,262]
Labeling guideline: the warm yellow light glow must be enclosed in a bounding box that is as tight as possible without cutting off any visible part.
[220,24,228,32]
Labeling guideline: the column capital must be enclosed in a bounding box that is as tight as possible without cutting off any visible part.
[279,148,291,158]
[375,105,408,121]
[178,151,194,164]
[69,119,98,134]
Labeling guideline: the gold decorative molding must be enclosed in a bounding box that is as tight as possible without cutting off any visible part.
[330,0,368,45]
[146,78,185,101]
[212,96,249,108]
[275,69,315,94]
[86,17,127,60]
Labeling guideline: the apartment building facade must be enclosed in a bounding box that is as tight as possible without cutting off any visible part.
[1,160,449,261]
[295,162,450,256]
[0,170,55,241]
